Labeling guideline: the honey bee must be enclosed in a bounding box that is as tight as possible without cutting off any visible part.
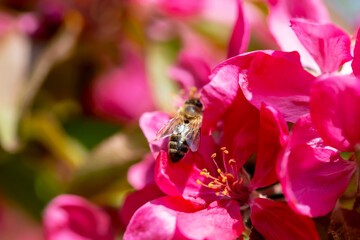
[154,97,203,162]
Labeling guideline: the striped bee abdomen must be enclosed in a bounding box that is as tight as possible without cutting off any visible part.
[168,134,189,162]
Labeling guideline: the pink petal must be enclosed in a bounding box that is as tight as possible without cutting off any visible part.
[43,195,114,240]
[267,0,329,69]
[120,183,165,226]
[200,51,259,135]
[251,198,319,240]
[159,0,204,17]
[90,49,155,123]
[127,153,155,190]
[251,104,288,189]
[244,4,277,49]
[290,19,352,73]
[227,0,250,58]
[239,50,316,123]
[310,75,360,151]
[0,12,18,37]
[221,89,259,169]
[278,115,356,217]
[200,0,237,24]
[139,111,170,158]
[124,196,199,240]
[169,51,211,90]
[195,131,220,164]
[155,150,219,205]
[177,200,244,240]
[352,27,360,76]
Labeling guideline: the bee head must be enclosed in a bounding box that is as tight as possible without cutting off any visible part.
[185,98,203,109]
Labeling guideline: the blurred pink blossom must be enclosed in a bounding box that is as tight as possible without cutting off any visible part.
[89,48,156,124]
[227,0,249,58]
[0,11,38,37]
[267,0,330,69]
[43,194,114,240]
[133,0,236,18]
[169,51,211,91]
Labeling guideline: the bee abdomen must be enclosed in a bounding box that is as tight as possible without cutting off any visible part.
[168,134,189,162]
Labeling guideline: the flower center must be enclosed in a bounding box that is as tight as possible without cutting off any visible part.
[197,147,250,204]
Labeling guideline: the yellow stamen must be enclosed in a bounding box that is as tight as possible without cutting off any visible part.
[229,159,236,165]
[211,153,217,158]
[196,180,208,187]
[220,147,226,151]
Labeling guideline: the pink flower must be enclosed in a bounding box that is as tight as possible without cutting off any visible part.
[277,75,360,218]
[89,47,156,124]
[43,194,115,240]
[277,114,357,217]
[230,17,357,218]
[230,10,358,219]
[125,85,318,239]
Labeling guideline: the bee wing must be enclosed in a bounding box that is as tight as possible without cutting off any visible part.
[185,116,202,152]
[152,115,182,141]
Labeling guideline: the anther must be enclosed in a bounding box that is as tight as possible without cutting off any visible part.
[196,180,208,187]
[229,159,236,165]
[211,153,217,158]
[220,147,226,151]
[225,173,235,182]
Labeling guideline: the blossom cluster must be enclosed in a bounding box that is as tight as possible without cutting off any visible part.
[1,0,359,239]
[119,0,360,239]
